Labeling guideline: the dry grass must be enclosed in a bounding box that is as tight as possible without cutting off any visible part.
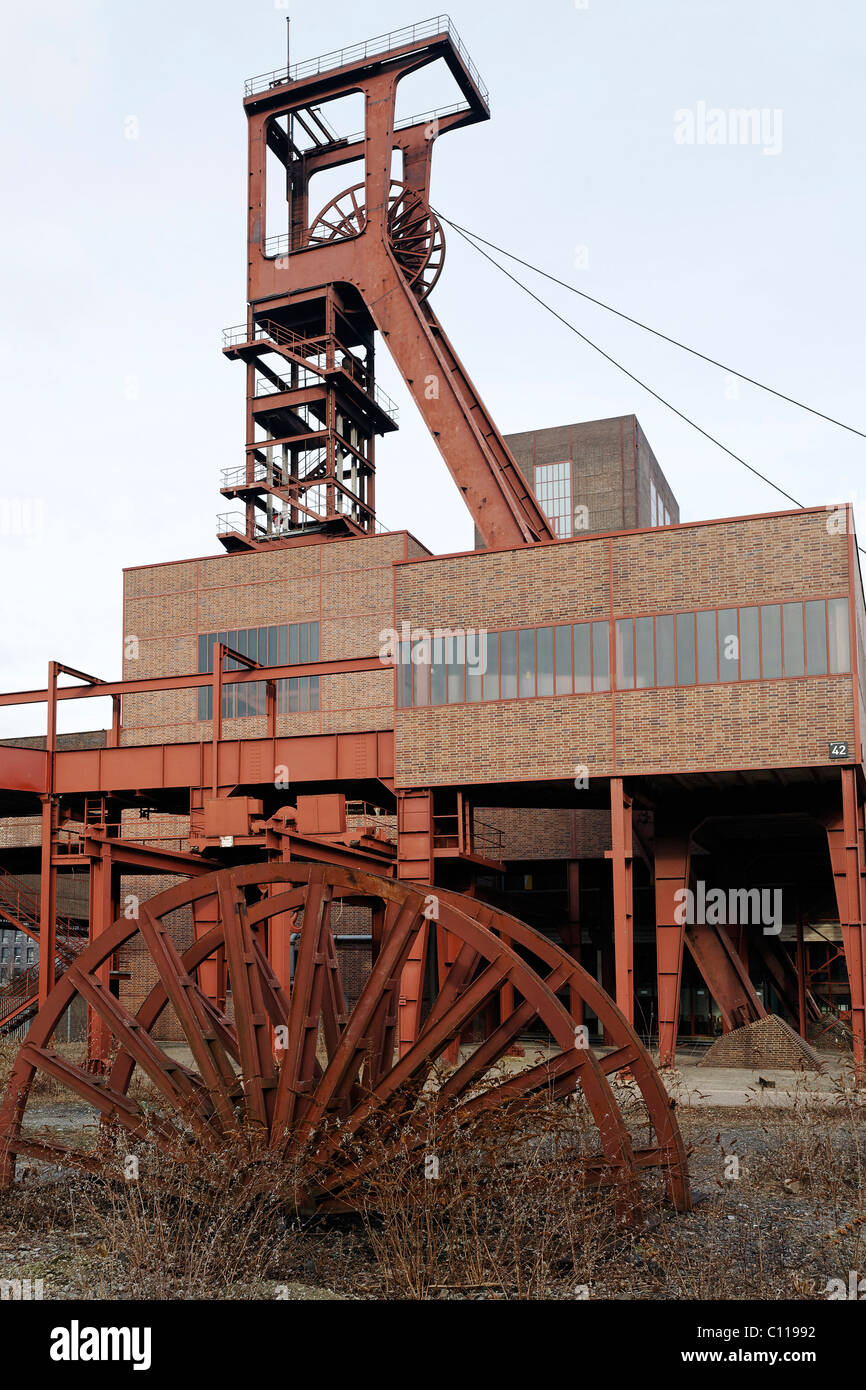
[0,1035,88,1100]
[2,1052,866,1300]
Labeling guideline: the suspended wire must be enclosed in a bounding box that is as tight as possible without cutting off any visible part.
[436,210,865,559]
[436,213,866,442]
[435,210,805,510]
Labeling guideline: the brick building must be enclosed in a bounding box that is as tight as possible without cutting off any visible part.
[101,414,861,1052]
[0,22,862,1069]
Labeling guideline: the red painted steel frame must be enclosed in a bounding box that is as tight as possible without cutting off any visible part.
[0,864,690,1215]
[825,765,866,1076]
[242,27,554,550]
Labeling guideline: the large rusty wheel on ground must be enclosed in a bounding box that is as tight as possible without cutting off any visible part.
[0,865,689,1214]
[307,180,445,300]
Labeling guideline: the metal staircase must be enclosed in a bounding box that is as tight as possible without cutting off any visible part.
[0,865,88,1034]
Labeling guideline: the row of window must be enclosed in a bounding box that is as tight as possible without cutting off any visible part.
[196,623,321,720]
[395,598,851,707]
[533,462,671,538]
[0,946,35,964]
[650,479,671,528]
[199,676,320,721]
[197,623,320,674]
[534,462,573,539]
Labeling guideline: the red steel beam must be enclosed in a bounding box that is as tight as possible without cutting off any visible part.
[654,829,691,1068]
[608,777,634,1025]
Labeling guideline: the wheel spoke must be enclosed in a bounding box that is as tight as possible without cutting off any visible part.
[0,864,689,1216]
[136,905,241,1134]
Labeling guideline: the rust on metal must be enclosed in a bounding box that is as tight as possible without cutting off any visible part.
[0,865,690,1214]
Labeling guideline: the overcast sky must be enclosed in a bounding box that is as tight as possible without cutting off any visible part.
[1,0,863,736]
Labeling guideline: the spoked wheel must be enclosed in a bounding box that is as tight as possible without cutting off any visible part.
[306,184,367,245]
[385,183,445,299]
[307,181,445,300]
[0,864,689,1216]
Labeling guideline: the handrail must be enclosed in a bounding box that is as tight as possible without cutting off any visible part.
[244,16,488,106]
[221,320,398,423]
[0,863,84,945]
[53,826,190,856]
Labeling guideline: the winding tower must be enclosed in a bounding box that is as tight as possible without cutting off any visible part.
[218,16,554,550]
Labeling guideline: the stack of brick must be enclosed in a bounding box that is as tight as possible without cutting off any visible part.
[698,1014,824,1072]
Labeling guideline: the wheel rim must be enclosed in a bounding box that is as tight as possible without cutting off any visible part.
[0,864,689,1214]
[307,181,446,301]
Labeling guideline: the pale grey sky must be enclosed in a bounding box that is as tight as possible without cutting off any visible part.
[1,0,863,735]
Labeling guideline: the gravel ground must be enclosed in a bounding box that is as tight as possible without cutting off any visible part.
[0,1095,864,1300]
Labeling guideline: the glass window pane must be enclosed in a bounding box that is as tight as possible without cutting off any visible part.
[500,631,518,699]
[534,461,573,539]
[656,615,675,686]
[197,635,207,674]
[298,676,310,713]
[245,629,257,662]
[197,687,209,721]
[676,613,696,686]
[805,600,828,675]
[430,636,447,706]
[414,640,430,707]
[258,628,267,664]
[289,625,299,665]
[299,624,309,664]
[554,625,572,694]
[310,675,320,711]
[718,609,738,682]
[482,633,499,701]
[447,632,465,704]
[697,610,717,684]
[397,643,413,707]
[783,603,805,677]
[466,630,485,694]
[829,598,851,673]
[636,617,654,688]
[537,627,554,696]
[278,626,288,665]
[615,619,634,690]
[573,624,591,693]
[518,629,535,697]
[592,622,610,692]
[310,622,320,662]
[761,605,782,678]
[739,607,760,679]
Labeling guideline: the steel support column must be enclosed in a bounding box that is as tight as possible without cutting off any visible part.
[37,661,58,1008]
[563,860,584,1027]
[608,778,634,1025]
[825,766,866,1077]
[654,830,691,1068]
[87,843,118,1066]
[396,788,434,1054]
